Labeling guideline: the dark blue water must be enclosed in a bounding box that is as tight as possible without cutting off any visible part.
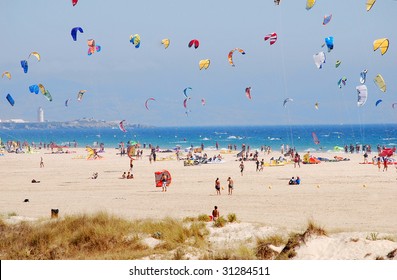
[1,124,396,152]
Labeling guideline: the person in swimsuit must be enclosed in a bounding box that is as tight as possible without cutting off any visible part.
[227,177,234,195]
[215,177,221,195]
[161,173,168,192]
[212,206,219,222]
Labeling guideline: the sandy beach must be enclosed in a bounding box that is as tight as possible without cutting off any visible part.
[1,147,396,235]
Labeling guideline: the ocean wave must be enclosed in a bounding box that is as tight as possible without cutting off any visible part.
[227,135,243,140]
[202,137,210,141]
[387,143,397,146]
[267,137,281,141]
[382,138,396,141]
[214,132,227,135]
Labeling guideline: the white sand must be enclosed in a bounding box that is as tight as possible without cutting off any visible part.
[1,147,396,259]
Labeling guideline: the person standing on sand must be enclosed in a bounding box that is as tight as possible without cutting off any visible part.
[294,153,300,168]
[227,177,234,195]
[239,160,244,176]
[383,157,388,172]
[215,177,221,195]
[377,156,381,171]
[40,157,44,168]
[212,206,219,222]
[161,173,168,192]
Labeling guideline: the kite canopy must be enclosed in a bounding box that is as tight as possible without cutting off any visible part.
[29,52,41,62]
[335,60,341,68]
[313,52,326,69]
[228,48,245,67]
[2,71,11,80]
[312,132,320,145]
[77,90,87,101]
[130,34,141,48]
[71,27,84,41]
[245,87,252,100]
[119,120,127,132]
[6,93,15,106]
[201,98,206,106]
[274,0,281,5]
[306,0,316,10]
[323,14,332,25]
[264,33,277,45]
[199,59,210,70]
[392,103,397,109]
[283,98,293,107]
[325,36,334,52]
[338,77,347,89]
[375,99,382,107]
[183,97,190,109]
[65,99,70,107]
[72,0,78,6]
[29,84,39,94]
[360,69,368,84]
[21,60,28,73]
[188,39,199,49]
[373,38,389,55]
[87,39,101,55]
[183,87,192,98]
[154,170,172,187]
[314,102,319,110]
[356,85,368,107]
[161,38,170,49]
[366,0,376,12]
[145,97,155,110]
[374,74,386,92]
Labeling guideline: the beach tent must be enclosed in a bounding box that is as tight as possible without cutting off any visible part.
[379,148,395,157]
[154,170,172,187]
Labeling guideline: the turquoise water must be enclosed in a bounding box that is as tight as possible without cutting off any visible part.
[1,124,396,152]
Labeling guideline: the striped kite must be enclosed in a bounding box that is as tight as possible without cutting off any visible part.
[264,33,277,45]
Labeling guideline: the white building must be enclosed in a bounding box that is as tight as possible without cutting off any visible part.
[38,107,44,122]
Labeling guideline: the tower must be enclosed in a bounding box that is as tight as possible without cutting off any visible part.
[38,107,44,122]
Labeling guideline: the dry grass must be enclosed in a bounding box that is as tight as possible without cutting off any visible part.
[0,212,211,260]
[227,213,237,223]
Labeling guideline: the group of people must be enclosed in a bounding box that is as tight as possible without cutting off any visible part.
[121,171,134,179]
[288,176,301,185]
[215,177,234,195]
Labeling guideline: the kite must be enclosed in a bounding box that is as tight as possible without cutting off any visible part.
[373,38,389,55]
[72,0,78,6]
[335,60,341,68]
[274,0,281,5]
[375,99,382,107]
[199,59,210,70]
[264,33,277,45]
[28,52,40,61]
[356,85,368,107]
[245,87,252,100]
[21,60,28,73]
[161,38,170,49]
[29,85,39,94]
[366,0,376,11]
[374,74,386,92]
[323,14,332,25]
[145,97,155,110]
[183,87,192,98]
[71,27,84,41]
[188,39,199,49]
[312,132,320,145]
[183,97,191,109]
[338,77,347,89]
[1,71,11,80]
[325,36,334,52]
[315,102,319,110]
[38,84,52,102]
[306,0,316,10]
[87,39,101,55]
[392,103,397,109]
[360,69,368,84]
[201,98,206,106]
[65,99,70,107]
[283,98,293,107]
[6,93,15,106]
[130,34,141,48]
[119,120,127,132]
[77,90,87,101]
[228,48,246,66]
[313,52,326,69]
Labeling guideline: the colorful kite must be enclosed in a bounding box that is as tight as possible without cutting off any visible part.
[1,71,11,80]
[374,74,386,92]
[338,77,347,89]
[87,39,101,55]
[28,52,40,62]
[373,38,389,55]
[323,14,332,25]
[228,48,245,66]
[335,60,341,68]
[145,97,155,110]
[130,34,141,48]
[71,27,84,41]
[201,98,206,106]
[188,39,199,49]
[119,120,127,132]
[264,33,277,45]
[245,87,252,100]
[72,0,78,6]
[360,69,368,84]
[77,90,87,101]
[199,59,210,70]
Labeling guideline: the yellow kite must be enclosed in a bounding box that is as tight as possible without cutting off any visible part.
[374,74,386,92]
[306,0,316,10]
[373,38,389,55]
[199,59,210,70]
[29,51,41,61]
[366,0,376,12]
[1,71,11,80]
[161,38,170,49]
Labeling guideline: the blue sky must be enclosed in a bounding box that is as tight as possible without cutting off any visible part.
[1,0,397,126]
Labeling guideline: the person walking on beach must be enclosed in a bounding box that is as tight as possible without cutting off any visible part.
[227,177,234,195]
[239,161,244,176]
[294,153,300,168]
[40,157,44,168]
[256,159,260,172]
[363,152,369,163]
[377,156,381,171]
[161,173,168,192]
[215,178,221,195]
[383,157,388,172]
[212,206,219,222]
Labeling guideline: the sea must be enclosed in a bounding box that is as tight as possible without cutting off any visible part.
[1,124,396,152]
